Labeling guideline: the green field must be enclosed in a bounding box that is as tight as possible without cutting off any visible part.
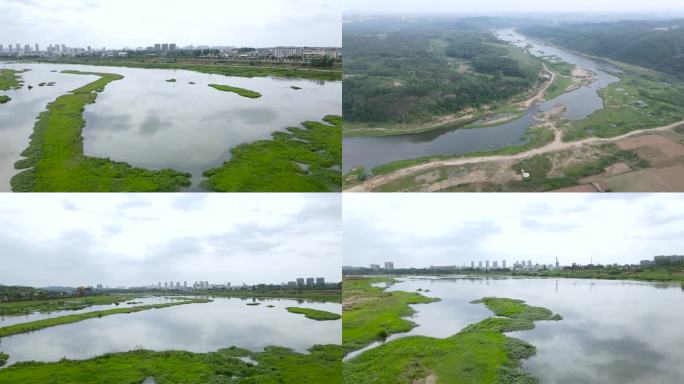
[202,115,342,192]
[0,294,140,316]
[0,95,10,103]
[208,83,262,98]
[342,277,438,354]
[11,70,191,192]
[0,345,343,384]
[0,299,210,337]
[343,279,562,383]
[286,307,341,321]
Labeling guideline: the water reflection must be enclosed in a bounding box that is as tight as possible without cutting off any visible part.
[342,28,620,173]
[0,63,341,190]
[0,297,341,366]
[367,277,684,383]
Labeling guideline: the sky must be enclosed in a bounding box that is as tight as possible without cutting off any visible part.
[0,194,341,287]
[343,194,684,268]
[0,0,341,48]
[344,0,684,15]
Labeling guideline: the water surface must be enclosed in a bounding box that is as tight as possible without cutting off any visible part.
[0,297,341,366]
[0,63,341,190]
[354,276,684,384]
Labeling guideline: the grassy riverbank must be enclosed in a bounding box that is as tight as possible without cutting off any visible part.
[0,95,10,103]
[0,344,343,383]
[11,70,191,192]
[11,57,342,81]
[202,115,342,192]
[208,83,261,98]
[343,282,562,383]
[0,294,140,316]
[342,277,438,354]
[286,307,341,321]
[0,352,7,367]
[165,288,342,303]
[0,299,210,337]
[512,266,684,284]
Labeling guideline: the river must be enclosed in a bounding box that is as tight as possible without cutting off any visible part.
[0,296,341,367]
[0,62,341,191]
[342,28,620,173]
[348,276,684,384]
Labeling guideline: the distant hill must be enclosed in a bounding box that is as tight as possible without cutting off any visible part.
[520,19,684,79]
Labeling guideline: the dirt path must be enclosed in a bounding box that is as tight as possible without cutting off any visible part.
[519,63,555,108]
[345,119,684,192]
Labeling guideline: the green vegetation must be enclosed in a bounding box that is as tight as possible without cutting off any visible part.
[0,299,210,338]
[514,266,684,283]
[11,70,191,192]
[344,286,562,384]
[0,68,26,90]
[344,18,543,134]
[208,83,262,98]
[342,277,438,353]
[202,115,341,192]
[562,72,684,141]
[291,86,302,90]
[0,293,140,316]
[286,307,341,321]
[0,344,343,384]
[166,78,177,82]
[0,95,10,104]
[246,302,260,306]
[14,57,342,81]
[185,287,341,303]
[521,20,684,80]
[0,352,8,367]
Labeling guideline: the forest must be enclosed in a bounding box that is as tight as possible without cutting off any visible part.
[343,18,542,126]
[520,19,684,79]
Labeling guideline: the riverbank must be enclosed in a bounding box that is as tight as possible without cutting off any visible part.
[163,288,342,303]
[0,344,343,383]
[342,277,562,383]
[0,298,211,337]
[0,294,141,316]
[4,57,342,81]
[10,70,192,192]
[202,115,342,192]
[342,277,438,354]
[0,69,26,90]
[286,307,341,321]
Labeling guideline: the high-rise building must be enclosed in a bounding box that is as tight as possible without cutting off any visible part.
[370,264,380,270]
[296,278,305,286]
[471,261,474,268]
[287,281,296,288]
[316,277,325,286]
[555,257,559,268]
[162,43,169,52]
[164,282,168,289]
[306,277,315,286]
[16,43,20,52]
[384,261,394,270]
[35,43,39,52]
[170,43,177,52]
[96,284,103,289]
[486,260,489,269]
[493,261,498,268]
[24,44,30,53]
[478,261,482,269]
[527,260,532,268]
[0,44,4,52]
[154,43,161,52]
[503,260,507,268]
[61,44,66,52]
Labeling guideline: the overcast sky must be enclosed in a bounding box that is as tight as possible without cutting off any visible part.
[0,194,340,287]
[343,194,684,268]
[0,0,341,48]
[344,0,684,15]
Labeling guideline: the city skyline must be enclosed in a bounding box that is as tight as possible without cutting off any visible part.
[0,0,341,48]
[0,194,341,287]
[343,194,684,268]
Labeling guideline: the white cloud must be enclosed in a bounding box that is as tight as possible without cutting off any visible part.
[343,194,684,268]
[0,0,341,48]
[0,193,341,287]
